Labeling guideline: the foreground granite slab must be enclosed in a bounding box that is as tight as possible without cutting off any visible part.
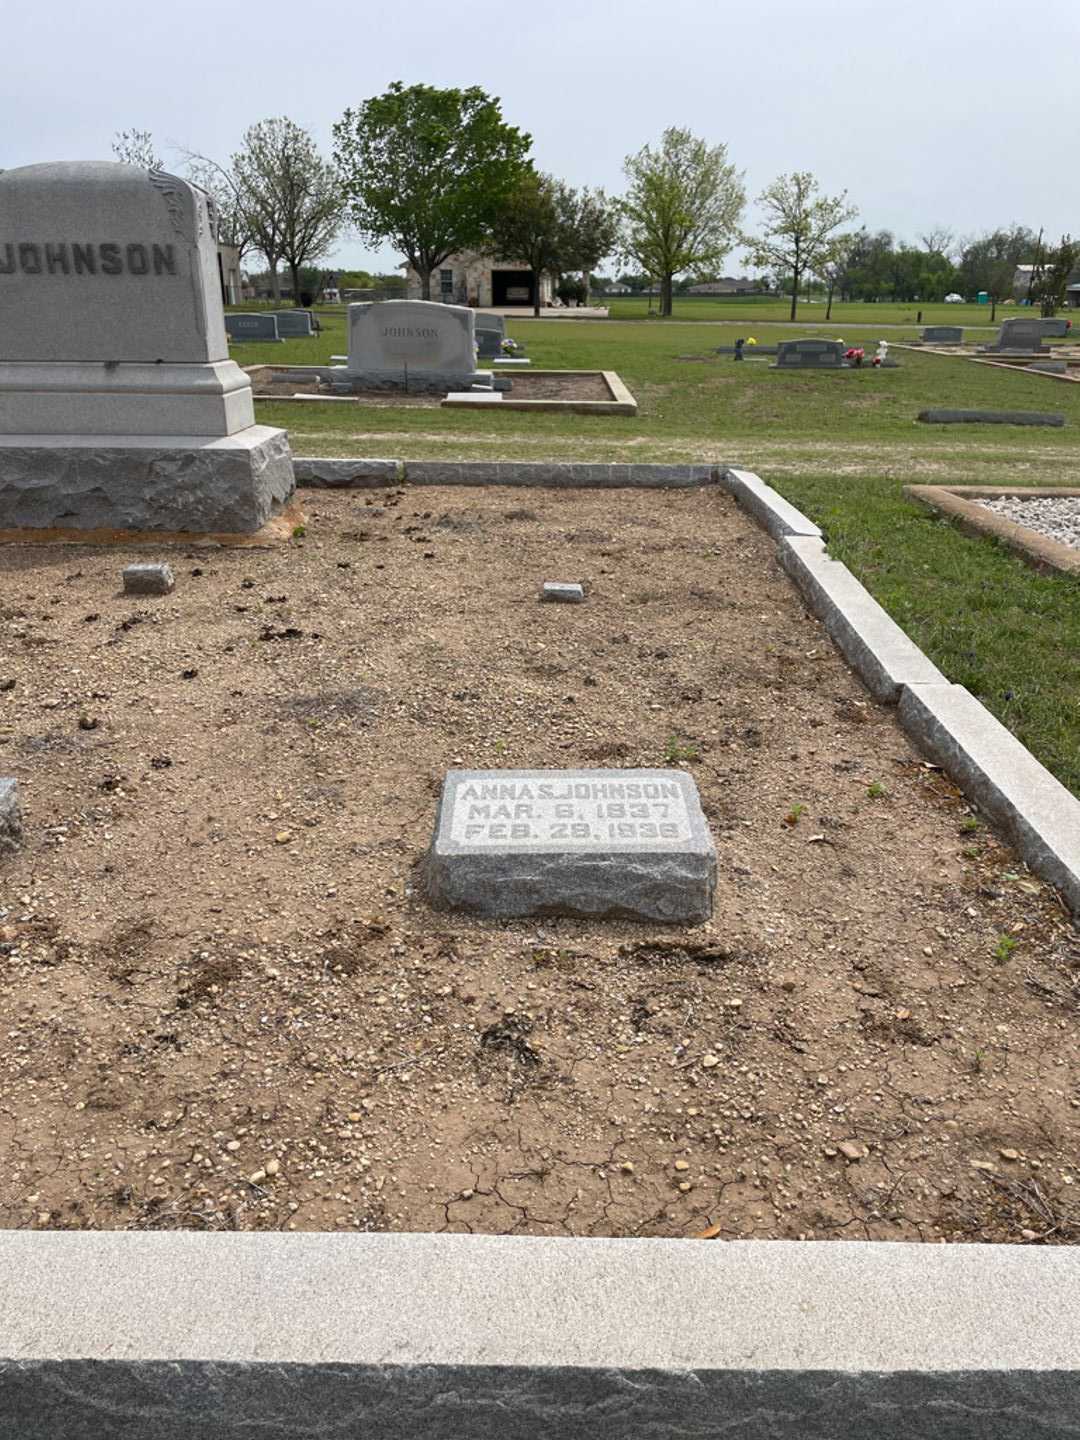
[0,1232,1078,1440]
[425,768,716,921]
[0,428,294,533]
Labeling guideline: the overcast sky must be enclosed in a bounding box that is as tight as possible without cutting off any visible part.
[6,0,1078,274]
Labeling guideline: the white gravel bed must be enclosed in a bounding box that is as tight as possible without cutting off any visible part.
[976,494,1080,549]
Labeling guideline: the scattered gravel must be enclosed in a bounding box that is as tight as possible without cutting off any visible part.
[977,495,1080,549]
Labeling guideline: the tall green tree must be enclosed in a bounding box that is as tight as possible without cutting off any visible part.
[742,172,857,320]
[558,185,619,305]
[231,118,342,304]
[619,128,744,318]
[486,172,563,317]
[1032,235,1078,317]
[488,175,619,315]
[333,83,531,302]
[958,227,1038,321]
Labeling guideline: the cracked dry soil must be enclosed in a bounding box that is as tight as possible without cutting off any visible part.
[0,485,1077,1244]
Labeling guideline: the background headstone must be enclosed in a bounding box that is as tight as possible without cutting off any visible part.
[922,326,963,344]
[271,311,316,338]
[773,339,846,369]
[318,300,494,395]
[225,313,281,342]
[425,768,716,922]
[985,319,1049,353]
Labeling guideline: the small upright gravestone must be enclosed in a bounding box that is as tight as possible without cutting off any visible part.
[772,339,846,369]
[272,311,316,338]
[225,313,281,342]
[0,162,295,533]
[1037,318,1070,339]
[425,769,716,922]
[982,319,1049,354]
[921,325,964,344]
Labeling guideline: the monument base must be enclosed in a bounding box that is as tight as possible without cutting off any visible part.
[313,365,500,396]
[0,426,295,534]
[0,361,257,437]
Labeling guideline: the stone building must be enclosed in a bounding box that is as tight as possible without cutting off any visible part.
[403,253,555,308]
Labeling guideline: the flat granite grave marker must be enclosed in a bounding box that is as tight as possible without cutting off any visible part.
[772,339,846,369]
[425,769,716,922]
[225,313,281,342]
[0,161,295,533]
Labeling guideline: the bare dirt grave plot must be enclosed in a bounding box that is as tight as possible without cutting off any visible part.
[0,485,1077,1243]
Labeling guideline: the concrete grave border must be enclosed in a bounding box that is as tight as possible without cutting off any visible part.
[906,484,1080,577]
[4,461,1080,1437]
[2,1231,1079,1438]
[718,466,1080,915]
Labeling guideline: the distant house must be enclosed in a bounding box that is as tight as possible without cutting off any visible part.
[402,253,555,308]
[687,277,758,296]
[1015,262,1080,308]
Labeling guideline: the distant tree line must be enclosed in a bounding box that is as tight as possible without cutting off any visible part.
[113,100,1077,321]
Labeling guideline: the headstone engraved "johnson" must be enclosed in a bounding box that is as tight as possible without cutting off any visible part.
[425,769,716,922]
[315,299,496,395]
[0,161,295,532]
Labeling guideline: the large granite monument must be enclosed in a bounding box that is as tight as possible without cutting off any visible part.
[425,768,716,922]
[319,299,497,394]
[0,161,295,533]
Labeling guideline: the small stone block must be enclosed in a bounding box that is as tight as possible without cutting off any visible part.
[122,564,175,596]
[425,768,717,922]
[541,582,585,603]
[0,779,23,855]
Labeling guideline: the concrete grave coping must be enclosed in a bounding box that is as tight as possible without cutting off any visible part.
[905,484,1080,577]
[1,1232,1079,1437]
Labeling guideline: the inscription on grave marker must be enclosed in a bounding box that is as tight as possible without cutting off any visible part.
[449,775,694,846]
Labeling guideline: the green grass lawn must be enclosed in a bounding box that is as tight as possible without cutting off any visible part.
[601,296,1050,328]
[233,314,1080,797]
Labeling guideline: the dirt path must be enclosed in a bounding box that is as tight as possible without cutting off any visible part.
[1,487,1075,1243]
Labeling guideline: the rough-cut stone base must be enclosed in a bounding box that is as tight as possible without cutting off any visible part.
[425,768,716,922]
[0,779,23,855]
[0,427,295,533]
[295,364,499,396]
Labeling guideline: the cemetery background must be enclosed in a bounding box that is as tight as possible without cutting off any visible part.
[1,482,1076,1242]
[239,312,1080,800]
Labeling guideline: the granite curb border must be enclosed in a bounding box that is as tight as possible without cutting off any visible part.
[293,458,719,489]
[719,466,1080,915]
[1,1232,1078,1438]
[905,483,1080,577]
